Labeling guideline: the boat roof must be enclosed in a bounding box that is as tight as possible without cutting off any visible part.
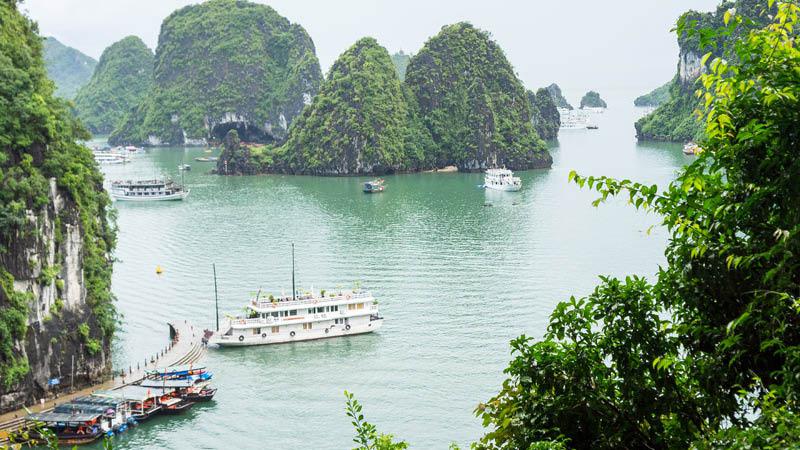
[70,396,126,407]
[28,411,101,423]
[486,168,513,175]
[94,386,175,402]
[53,404,111,415]
[146,364,206,375]
[139,379,196,388]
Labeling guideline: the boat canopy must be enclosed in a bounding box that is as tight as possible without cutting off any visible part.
[139,379,196,388]
[28,411,101,423]
[71,396,126,407]
[53,404,111,415]
[146,364,205,376]
[160,398,182,407]
[94,386,175,402]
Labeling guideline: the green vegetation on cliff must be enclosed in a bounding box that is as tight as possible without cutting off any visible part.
[528,88,560,140]
[545,83,572,110]
[1,0,116,387]
[634,78,673,107]
[110,0,322,146]
[280,38,418,174]
[636,0,774,141]
[579,90,607,108]
[405,22,550,170]
[391,51,411,81]
[73,36,153,135]
[42,37,96,99]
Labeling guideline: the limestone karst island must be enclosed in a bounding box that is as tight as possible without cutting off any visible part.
[2,0,798,448]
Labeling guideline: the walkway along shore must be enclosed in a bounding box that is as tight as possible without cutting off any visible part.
[0,321,206,444]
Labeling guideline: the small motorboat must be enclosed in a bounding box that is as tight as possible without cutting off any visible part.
[363,179,385,193]
[587,124,599,130]
[194,156,219,162]
[178,164,191,171]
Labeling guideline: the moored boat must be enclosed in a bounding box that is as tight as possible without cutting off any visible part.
[24,411,105,445]
[209,288,383,347]
[158,397,194,415]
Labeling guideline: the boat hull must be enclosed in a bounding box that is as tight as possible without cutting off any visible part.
[484,183,521,192]
[212,319,383,347]
[111,190,190,202]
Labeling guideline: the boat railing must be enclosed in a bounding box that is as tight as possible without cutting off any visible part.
[229,306,378,328]
[250,291,373,309]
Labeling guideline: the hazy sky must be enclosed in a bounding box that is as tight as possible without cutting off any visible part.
[22,0,719,102]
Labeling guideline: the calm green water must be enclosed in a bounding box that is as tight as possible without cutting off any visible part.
[89,92,689,449]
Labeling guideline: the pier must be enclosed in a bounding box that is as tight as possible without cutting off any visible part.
[0,321,205,445]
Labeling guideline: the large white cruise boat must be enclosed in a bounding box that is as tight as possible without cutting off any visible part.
[484,168,521,192]
[208,289,383,346]
[110,179,189,201]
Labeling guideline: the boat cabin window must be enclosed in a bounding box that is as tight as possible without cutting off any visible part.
[271,312,279,317]
[335,318,344,325]
[271,326,279,333]
[303,323,313,330]
[348,304,356,311]
[290,310,297,316]
[331,305,338,312]
[252,328,261,335]
[357,303,365,310]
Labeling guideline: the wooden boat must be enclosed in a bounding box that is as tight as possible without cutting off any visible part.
[159,398,194,415]
[183,387,217,402]
[363,179,385,193]
[25,411,105,445]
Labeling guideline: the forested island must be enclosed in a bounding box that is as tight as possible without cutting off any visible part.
[109,0,323,146]
[73,36,153,135]
[216,22,553,175]
[579,91,607,109]
[546,83,573,110]
[635,0,772,141]
[42,37,96,99]
[1,2,116,412]
[633,78,673,107]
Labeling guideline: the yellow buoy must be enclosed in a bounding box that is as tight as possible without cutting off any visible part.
[155,265,164,274]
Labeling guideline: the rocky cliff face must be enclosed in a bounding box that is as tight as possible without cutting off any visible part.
[0,181,111,412]
[74,36,154,135]
[405,22,551,171]
[110,0,322,146]
[42,37,97,99]
[545,83,573,110]
[1,1,115,413]
[528,88,560,141]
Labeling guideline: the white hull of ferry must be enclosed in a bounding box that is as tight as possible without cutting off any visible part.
[111,190,190,202]
[211,318,383,347]
[484,182,521,192]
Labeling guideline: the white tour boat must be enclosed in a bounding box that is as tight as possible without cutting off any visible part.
[484,168,522,192]
[93,151,129,165]
[209,289,383,346]
[110,179,189,201]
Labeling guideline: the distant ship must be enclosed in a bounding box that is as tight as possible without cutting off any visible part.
[110,179,189,201]
[484,168,521,192]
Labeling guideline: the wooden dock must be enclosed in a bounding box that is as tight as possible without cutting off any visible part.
[0,321,205,445]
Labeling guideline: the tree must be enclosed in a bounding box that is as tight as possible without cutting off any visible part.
[476,1,800,448]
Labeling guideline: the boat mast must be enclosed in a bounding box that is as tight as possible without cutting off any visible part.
[213,263,219,331]
[291,243,296,301]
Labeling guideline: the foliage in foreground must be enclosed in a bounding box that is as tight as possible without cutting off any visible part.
[477,2,800,448]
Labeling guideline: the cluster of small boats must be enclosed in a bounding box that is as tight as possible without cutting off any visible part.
[92,146,143,165]
[20,365,215,446]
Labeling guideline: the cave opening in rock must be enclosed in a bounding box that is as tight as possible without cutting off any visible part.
[211,122,273,144]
